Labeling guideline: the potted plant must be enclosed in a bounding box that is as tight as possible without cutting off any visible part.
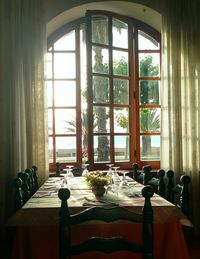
[85,171,110,198]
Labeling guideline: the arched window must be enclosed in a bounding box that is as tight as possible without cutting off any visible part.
[47,11,161,171]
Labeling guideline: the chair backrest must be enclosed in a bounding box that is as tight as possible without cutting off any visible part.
[157,169,166,198]
[13,177,23,211]
[166,170,175,203]
[71,167,83,176]
[17,171,31,203]
[58,185,154,259]
[31,165,39,192]
[173,175,191,217]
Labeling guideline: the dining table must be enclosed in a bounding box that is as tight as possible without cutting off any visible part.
[8,174,192,259]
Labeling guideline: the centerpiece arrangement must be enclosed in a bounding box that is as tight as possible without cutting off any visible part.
[85,171,110,198]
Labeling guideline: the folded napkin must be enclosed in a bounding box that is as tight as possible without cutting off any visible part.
[82,201,118,207]
[83,197,118,206]
[32,191,51,198]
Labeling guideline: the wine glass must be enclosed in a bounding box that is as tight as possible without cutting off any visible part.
[65,165,74,188]
[119,171,129,189]
[111,166,120,182]
[106,164,114,177]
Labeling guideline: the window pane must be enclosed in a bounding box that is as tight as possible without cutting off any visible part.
[140,108,160,133]
[114,108,129,133]
[46,53,52,79]
[93,106,110,133]
[47,81,53,106]
[93,76,109,103]
[48,137,53,163]
[113,50,128,76]
[55,109,76,134]
[54,81,76,107]
[54,53,76,78]
[94,135,110,162]
[56,137,76,162]
[113,79,129,104]
[139,53,160,77]
[114,136,129,161]
[140,135,160,161]
[54,30,75,51]
[112,18,128,49]
[139,80,160,105]
[92,46,109,74]
[138,30,160,50]
[48,109,53,134]
[92,15,108,45]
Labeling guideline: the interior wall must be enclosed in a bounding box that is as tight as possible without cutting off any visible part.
[45,0,162,21]
[46,0,162,37]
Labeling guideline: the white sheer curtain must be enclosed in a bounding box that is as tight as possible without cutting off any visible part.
[161,0,200,235]
[0,0,48,239]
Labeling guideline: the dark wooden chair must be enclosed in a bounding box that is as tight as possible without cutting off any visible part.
[71,167,83,176]
[58,185,154,259]
[13,177,23,211]
[166,170,175,203]
[31,165,39,192]
[132,163,143,183]
[17,171,31,203]
[56,162,61,176]
[157,169,166,198]
[173,175,191,217]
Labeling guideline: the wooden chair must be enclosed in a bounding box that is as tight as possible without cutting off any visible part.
[58,185,154,259]
[166,170,175,203]
[31,165,39,192]
[71,167,83,176]
[132,163,143,183]
[157,169,166,198]
[17,171,31,203]
[13,177,23,211]
[173,175,191,217]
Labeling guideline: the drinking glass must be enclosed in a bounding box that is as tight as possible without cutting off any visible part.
[119,171,129,189]
[106,164,114,177]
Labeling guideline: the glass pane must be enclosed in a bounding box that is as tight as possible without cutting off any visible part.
[138,30,160,50]
[48,109,53,134]
[139,53,160,77]
[93,76,109,103]
[47,81,53,106]
[139,80,160,105]
[56,137,76,163]
[80,25,87,92]
[54,81,76,107]
[92,15,108,45]
[55,109,76,134]
[114,108,129,133]
[140,108,160,133]
[54,53,76,78]
[48,137,53,163]
[140,135,160,161]
[114,136,130,161]
[112,18,128,48]
[94,135,110,162]
[113,50,128,76]
[93,106,110,133]
[92,46,109,74]
[54,30,75,51]
[46,53,52,79]
[113,79,129,104]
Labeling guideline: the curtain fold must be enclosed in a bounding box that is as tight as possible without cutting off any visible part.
[161,0,200,235]
[0,0,48,239]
